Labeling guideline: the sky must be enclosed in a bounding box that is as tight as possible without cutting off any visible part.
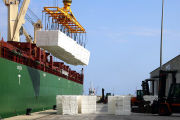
[1,0,180,96]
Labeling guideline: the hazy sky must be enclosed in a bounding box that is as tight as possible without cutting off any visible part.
[0,0,180,96]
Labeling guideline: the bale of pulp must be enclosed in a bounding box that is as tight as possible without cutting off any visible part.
[57,95,96,115]
[115,96,124,115]
[56,95,78,115]
[122,96,131,115]
[143,95,158,104]
[108,95,132,115]
[36,30,90,66]
[79,96,96,114]
[108,96,115,114]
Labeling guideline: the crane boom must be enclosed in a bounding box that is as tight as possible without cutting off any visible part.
[12,0,30,41]
[22,27,33,43]
[2,0,33,43]
[2,0,5,4]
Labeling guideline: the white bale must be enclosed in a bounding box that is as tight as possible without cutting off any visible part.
[116,101,123,106]
[123,101,130,105]
[63,110,71,115]
[57,95,79,115]
[71,40,76,56]
[81,96,89,101]
[89,109,96,113]
[62,96,70,101]
[70,96,78,101]
[123,105,131,111]
[89,96,96,101]
[89,101,96,106]
[108,96,115,114]
[70,110,78,115]
[108,110,115,114]
[66,37,71,53]
[56,96,62,101]
[123,96,131,101]
[81,109,89,114]
[82,100,88,105]
[115,96,123,101]
[70,101,78,108]
[76,45,81,60]
[143,95,158,104]
[108,96,115,101]
[62,104,70,110]
[108,105,115,111]
[81,105,88,109]
[36,30,90,66]
[115,105,123,111]
[108,101,115,105]
[89,105,96,109]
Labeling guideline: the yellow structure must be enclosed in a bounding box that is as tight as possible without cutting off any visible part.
[43,0,86,33]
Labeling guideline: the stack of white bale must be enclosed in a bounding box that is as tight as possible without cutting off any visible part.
[143,95,158,104]
[122,96,131,115]
[36,30,90,66]
[115,96,124,115]
[80,96,96,114]
[57,95,96,115]
[108,95,131,115]
[108,96,115,114]
[56,95,78,115]
[88,96,96,113]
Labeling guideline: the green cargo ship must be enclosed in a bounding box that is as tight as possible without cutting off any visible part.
[0,57,83,118]
[0,0,87,119]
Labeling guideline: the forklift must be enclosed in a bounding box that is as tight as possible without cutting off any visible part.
[97,88,111,104]
[151,69,180,116]
[131,79,155,107]
[103,93,111,104]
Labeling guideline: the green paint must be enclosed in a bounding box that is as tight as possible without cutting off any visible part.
[0,57,83,119]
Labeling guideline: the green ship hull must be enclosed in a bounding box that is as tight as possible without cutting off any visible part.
[0,57,83,119]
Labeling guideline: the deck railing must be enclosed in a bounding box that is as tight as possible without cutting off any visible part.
[0,40,83,84]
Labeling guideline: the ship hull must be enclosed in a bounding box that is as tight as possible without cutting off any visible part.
[0,57,83,118]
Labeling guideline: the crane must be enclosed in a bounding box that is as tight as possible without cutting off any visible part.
[2,0,42,43]
[95,86,100,95]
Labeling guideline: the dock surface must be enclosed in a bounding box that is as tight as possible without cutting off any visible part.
[4,104,180,120]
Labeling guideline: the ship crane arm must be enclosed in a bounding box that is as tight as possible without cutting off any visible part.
[22,27,33,43]
[12,0,30,41]
[2,0,33,43]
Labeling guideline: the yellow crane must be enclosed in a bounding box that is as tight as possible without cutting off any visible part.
[43,0,86,33]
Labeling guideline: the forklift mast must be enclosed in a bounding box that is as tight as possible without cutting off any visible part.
[102,88,104,101]
[158,70,178,103]
[142,81,150,95]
